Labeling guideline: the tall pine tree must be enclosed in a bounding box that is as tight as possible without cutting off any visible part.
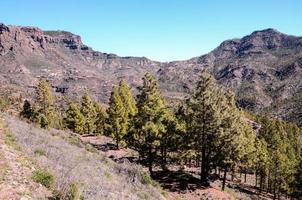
[36,79,56,128]
[107,86,127,149]
[119,80,137,117]
[135,73,169,176]
[185,70,222,184]
[94,102,108,135]
[81,94,97,135]
[64,102,85,134]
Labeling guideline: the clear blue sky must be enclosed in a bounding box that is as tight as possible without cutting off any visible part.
[1,0,301,61]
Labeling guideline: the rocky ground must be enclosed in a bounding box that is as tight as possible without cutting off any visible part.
[0,114,166,200]
[0,118,51,199]
[80,135,275,200]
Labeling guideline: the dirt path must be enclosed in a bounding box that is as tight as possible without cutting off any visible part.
[0,118,51,200]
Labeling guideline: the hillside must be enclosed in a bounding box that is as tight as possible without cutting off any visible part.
[1,23,302,124]
[0,113,166,200]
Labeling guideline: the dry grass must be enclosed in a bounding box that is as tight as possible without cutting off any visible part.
[2,114,165,200]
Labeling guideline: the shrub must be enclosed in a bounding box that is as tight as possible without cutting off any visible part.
[32,169,54,189]
[34,148,45,156]
[140,171,152,185]
[54,182,84,200]
[0,96,10,111]
[5,133,14,146]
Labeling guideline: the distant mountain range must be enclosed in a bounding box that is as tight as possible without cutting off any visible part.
[0,23,301,125]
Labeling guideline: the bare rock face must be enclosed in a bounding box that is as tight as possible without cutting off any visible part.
[159,29,302,125]
[0,23,302,125]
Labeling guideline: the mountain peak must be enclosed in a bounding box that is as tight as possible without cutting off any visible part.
[251,28,280,34]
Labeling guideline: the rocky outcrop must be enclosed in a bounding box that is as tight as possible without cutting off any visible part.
[0,23,302,124]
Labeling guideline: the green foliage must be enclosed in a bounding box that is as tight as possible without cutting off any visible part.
[182,70,256,185]
[20,100,34,120]
[0,96,11,111]
[39,114,49,129]
[64,102,85,134]
[107,86,127,149]
[254,115,302,197]
[119,79,137,117]
[291,155,302,199]
[134,73,171,175]
[32,169,54,189]
[140,171,153,185]
[35,79,56,128]
[34,148,46,156]
[81,94,97,134]
[94,102,108,135]
[5,133,15,146]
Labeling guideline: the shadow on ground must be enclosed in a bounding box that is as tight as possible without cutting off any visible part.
[152,170,206,193]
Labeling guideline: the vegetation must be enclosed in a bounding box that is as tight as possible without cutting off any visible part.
[134,73,172,176]
[64,102,85,134]
[32,169,54,189]
[81,94,97,134]
[107,86,127,149]
[17,73,302,199]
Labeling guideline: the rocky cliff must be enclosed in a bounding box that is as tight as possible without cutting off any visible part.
[0,23,301,124]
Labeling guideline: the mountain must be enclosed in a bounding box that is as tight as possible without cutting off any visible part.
[160,28,302,124]
[1,23,302,125]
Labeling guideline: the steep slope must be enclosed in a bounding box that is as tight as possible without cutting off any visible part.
[0,113,166,199]
[1,23,302,124]
[0,118,52,199]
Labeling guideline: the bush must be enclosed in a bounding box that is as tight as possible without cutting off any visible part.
[0,96,10,111]
[140,171,152,185]
[5,133,15,146]
[54,182,84,200]
[34,148,45,156]
[32,169,54,189]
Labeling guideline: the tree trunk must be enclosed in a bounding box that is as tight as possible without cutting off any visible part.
[268,170,271,193]
[255,170,258,187]
[148,145,153,177]
[244,170,247,183]
[160,145,165,170]
[201,147,207,184]
[161,144,167,170]
[222,167,227,191]
[259,173,263,193]
[115,128,119,150]
[273,175,277,200]
[164,145,167,165]
[231,169,234,181]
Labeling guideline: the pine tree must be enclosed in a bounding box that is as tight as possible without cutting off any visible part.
[135,73,169,176]
[119,80,137,117]
[185,70,223,184]
[20,100,34,120]
[94,102,108,135]
[81,94,97,135]
[39,114,49,129]
[64,102,85,134]
[107,86,127,149]
[291,154,302,199]
[36,79,56,128]
[185,71,255,186]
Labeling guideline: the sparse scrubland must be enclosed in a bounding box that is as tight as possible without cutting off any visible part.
[1,114,166,200]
